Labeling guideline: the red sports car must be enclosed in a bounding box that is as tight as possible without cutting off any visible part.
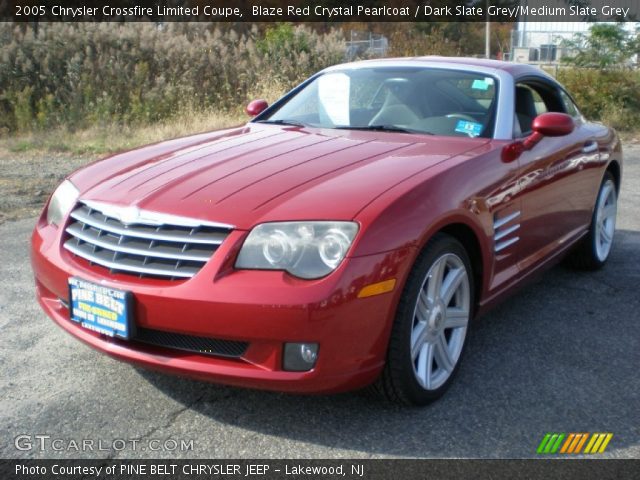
[31,57,621,405]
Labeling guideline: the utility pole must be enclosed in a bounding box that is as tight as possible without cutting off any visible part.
[485,1,490,59]
[485,21,491,58]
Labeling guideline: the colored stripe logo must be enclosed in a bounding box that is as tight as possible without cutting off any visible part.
[537,433,613,454]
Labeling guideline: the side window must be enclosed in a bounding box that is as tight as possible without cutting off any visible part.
[514,81,563,137]
[530,88,548,115]
[560,90,581,118]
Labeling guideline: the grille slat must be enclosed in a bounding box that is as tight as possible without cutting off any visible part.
[64,242,198,278]
[64,203,232,279]
[66,224,214,262]
[70,205,227,245]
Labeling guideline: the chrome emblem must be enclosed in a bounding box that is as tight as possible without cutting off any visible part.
[117,206,141,226]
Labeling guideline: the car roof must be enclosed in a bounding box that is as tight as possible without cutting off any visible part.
[324,56,548,79]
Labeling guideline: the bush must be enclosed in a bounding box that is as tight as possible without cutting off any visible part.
[0,23,345,133]
[556,68,640,130]
[3,23,640,135]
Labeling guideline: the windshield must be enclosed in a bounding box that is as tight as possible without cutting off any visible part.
[259,67,498,138]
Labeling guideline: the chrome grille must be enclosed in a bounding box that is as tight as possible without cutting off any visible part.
[64,203,233,279]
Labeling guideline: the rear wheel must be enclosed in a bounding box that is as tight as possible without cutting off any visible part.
[373,233,473,406]
[568,172,618,270]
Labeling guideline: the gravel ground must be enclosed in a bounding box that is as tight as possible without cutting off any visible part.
[0,151,94,224]
[0,146,638,459]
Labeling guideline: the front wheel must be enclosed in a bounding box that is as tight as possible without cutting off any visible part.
[568,172,618,270]
[373,233,473,406]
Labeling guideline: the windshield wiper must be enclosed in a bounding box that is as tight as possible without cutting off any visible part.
[335,125,432,134]
[255,119,309,128]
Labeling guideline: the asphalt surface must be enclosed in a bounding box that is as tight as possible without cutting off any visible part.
[1,147,639,460]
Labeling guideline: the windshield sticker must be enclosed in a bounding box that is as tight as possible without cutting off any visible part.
[471,79,490,90]
[455,120,482,137]
[318,73,350,126]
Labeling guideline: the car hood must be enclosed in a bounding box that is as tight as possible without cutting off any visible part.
[71,124,488,229]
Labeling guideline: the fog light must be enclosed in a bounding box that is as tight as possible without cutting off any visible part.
[283,343,319,371]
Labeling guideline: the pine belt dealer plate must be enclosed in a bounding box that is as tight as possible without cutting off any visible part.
[68,277,134,339]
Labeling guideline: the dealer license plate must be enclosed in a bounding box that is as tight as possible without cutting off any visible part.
[68,277,134,339]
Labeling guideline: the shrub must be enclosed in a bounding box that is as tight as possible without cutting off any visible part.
[0,23,345,133]
[3,23,640,135]
[555,68,640,130]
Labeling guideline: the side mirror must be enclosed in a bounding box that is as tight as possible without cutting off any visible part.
[532,112,575,137]
[246,99,268,117]
[502,112,575,163]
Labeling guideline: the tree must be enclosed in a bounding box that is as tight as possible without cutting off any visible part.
[562,23,639,69]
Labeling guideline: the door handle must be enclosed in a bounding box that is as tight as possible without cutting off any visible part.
[582,141,598,154]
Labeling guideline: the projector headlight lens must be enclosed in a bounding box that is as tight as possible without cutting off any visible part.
[318,229,352,269]
[236,221,358,279]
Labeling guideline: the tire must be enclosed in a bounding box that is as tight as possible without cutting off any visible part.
[372,233,474,406]
[567,172,618,270]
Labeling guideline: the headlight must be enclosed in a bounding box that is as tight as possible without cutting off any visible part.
[236,221,358,279]
[46,180,79,226]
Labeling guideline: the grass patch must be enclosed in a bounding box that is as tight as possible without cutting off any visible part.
[3,107,638,159]
[0,110,246,157]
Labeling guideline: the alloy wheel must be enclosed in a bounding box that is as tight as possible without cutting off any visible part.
[594,179,617,262]
[410,253,470,391]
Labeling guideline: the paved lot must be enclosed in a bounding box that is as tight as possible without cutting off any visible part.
[1,147,639,459]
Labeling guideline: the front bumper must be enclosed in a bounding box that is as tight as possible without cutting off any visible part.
[31,215,411,394]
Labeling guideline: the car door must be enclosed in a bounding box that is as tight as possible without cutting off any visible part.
[512,78,600,273]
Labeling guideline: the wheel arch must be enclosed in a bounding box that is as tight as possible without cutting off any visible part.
[606,159,621,193]
[437,222,485,317]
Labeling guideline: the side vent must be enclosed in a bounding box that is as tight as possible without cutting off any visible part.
[494,210,521,253]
